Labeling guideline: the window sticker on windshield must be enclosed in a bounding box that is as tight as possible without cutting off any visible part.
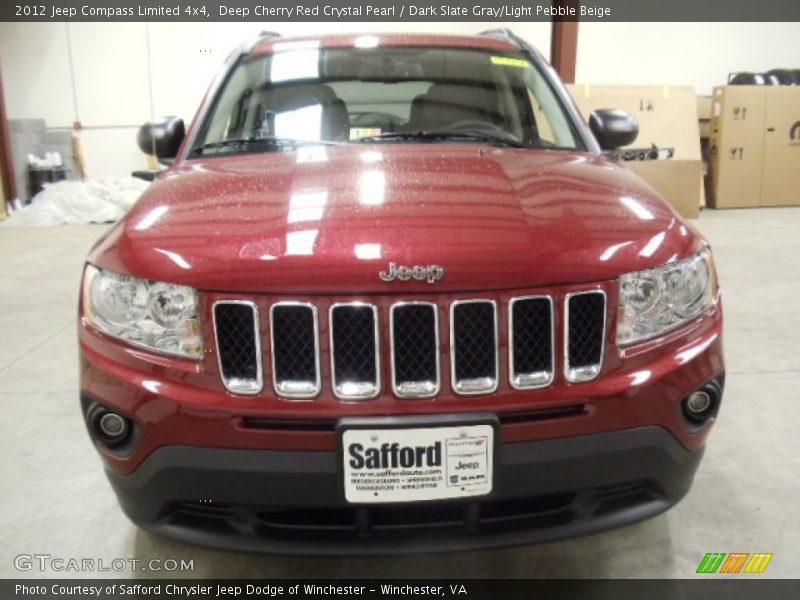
[490,56,530,68]
[350,128,382,140]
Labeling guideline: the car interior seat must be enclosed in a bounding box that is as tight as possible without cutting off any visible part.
[405,83,502,131]
[256,83,351,141]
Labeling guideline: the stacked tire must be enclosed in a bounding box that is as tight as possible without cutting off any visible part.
[729,69,800,85]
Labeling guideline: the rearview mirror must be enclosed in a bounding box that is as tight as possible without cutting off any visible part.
[589,109,639,150]
[136,117,185,161]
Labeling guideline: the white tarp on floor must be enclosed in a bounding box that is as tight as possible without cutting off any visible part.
[2,177,149,226]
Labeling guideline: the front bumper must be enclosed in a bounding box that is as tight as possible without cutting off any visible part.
[82,289,723,552]
[107,425,702,554]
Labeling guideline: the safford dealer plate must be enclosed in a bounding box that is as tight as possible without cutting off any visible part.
[342,424,494,503]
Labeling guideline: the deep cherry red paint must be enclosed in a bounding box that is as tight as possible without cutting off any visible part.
[91,147,700,293]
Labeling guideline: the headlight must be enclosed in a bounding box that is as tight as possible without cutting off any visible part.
[617,249,716,346]
[82,265,203,359]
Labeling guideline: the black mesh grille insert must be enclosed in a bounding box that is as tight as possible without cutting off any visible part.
[391,304,438,394]
[452,301,497,385]
[511,297,553,382]
[567,292,606,369]
[214,302,260,390]
[271,304,318,395]
[330,304,378,395]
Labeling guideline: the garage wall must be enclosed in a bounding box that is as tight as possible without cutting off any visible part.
[0,22,550,181]
[2,21,799,180]
[575,22,800,93]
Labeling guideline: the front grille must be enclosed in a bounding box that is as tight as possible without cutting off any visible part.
[213,301,262,394]
[329,303,380,400]
[212,289,607,398]
[509,296,554,389]
[450,300,498,395]
[565,291,607,383]
[390,302,440,398]
[270,302,320,398]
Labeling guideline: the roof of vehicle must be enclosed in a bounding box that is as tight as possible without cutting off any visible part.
[249,32,521,56]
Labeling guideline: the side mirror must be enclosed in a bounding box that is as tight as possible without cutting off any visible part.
[136,117,185,161]
[589,109,639,150]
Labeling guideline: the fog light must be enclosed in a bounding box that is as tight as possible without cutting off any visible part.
[682,382,721,424]
[99,412,126,438]
[86,403,132,447]
[686,391,712,415]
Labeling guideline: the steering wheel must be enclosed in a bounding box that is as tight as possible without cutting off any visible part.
[444,120,520,142]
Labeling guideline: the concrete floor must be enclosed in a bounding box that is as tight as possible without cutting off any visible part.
[0,208,798,579]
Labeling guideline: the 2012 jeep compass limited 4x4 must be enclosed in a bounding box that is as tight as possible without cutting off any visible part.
[79,30,723,553]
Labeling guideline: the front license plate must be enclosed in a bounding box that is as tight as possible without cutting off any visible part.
[341,424,494,504]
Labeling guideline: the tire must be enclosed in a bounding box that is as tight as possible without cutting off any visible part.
[729,72,759,85]
[766,69,795,85]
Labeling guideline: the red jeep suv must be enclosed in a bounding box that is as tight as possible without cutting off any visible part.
[79,30,724,553]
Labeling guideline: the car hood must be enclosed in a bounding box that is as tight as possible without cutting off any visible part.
[92,144,700,293]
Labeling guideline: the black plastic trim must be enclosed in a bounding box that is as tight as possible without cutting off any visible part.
[106,426,703,555]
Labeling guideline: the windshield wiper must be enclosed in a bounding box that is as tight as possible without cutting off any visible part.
[193,135,339,155]
[352,130,534,149]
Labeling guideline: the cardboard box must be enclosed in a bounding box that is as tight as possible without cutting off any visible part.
[697,95,712,138]
[760,87,800,206]
[707,86,765,208]
[697,95,713,121]
[567,84,705,219]
[625,160,702,219]
[708,85,800,208]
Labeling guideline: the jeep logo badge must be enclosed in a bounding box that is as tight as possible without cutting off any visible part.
[379,262,444,284]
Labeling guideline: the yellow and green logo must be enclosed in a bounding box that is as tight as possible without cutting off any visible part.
[696,552,773,574]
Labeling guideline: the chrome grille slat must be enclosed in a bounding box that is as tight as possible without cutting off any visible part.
[270,302,320,399]
[509,296,554,390]
[564,290,607,383]
[213,301,262,395]
[329,303,380,400]
[450,300,498,395]
[213,289,607,397]
[390,302,440,398]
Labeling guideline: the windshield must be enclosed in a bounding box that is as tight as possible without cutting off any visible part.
[192,45,583,155]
